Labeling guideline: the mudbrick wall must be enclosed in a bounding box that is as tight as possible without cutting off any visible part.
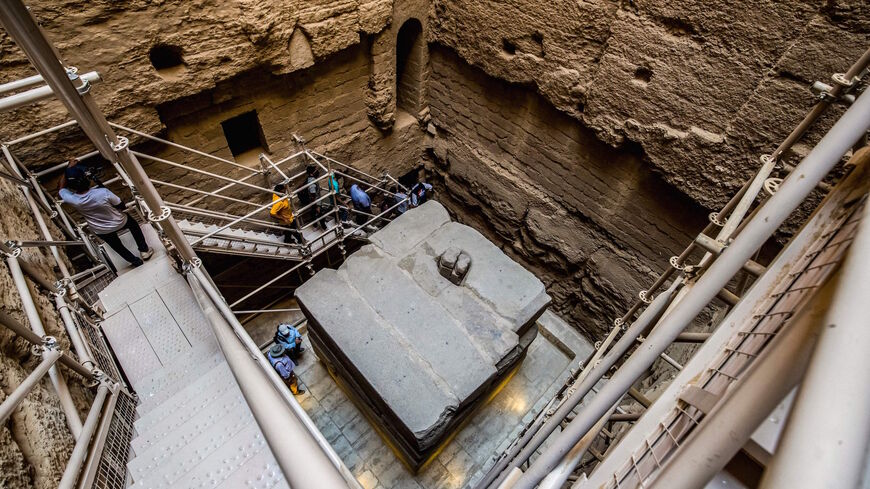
[0,2,429,486]
[427,0,869,339]
[0,0,867,485]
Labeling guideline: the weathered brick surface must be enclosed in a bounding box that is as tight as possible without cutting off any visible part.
[427,47,712,339]
[430,0,870,209]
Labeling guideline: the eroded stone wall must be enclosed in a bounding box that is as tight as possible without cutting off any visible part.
[427,47,710,339]
[426,0,869,338]
[0,0,867,482]
[0,179,92,489]
[430,0,869,209]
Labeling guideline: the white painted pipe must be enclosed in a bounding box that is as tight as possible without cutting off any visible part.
[646,271,832,489]
[513,82,870,489]
[3,119,78,146]
[484,278,682,488]
[188,269,360,489]
[57,384,110,489]
[0,71,101,112]
[6,253,83,437]
[0,73,45,94]
[759,180,870,489]
[0,348,61,424]
[54,293,95,368]
[538,404,617,489]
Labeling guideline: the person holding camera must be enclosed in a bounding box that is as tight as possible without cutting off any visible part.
[58,158,153,267]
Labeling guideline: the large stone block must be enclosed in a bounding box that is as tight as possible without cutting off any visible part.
[296,201,550,469]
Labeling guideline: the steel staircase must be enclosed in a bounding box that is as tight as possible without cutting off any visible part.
[178,217,307,259]
[97,255,290,489]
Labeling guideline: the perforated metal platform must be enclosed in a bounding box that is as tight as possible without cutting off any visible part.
[96,253,289,488]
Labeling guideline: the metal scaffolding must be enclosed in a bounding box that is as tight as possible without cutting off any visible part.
[0,1,868,488]
[479,47,870,489]
[0,1,381,487]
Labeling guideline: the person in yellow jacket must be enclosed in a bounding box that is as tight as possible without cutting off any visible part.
[270,183,304,244]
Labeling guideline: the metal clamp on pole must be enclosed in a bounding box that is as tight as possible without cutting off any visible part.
[812,81,857,105]
[147,205,172,222]
[2,240,22,257]
[66,66,92,95]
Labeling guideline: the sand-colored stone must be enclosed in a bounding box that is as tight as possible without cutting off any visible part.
[0,1,866,484]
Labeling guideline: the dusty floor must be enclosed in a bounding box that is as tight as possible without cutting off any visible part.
[281,311,592,489]
[241,297,306,347]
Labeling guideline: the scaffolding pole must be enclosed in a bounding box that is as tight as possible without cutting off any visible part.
[760,183,870,489]
[510,80,870,489]
[647,268,837,489]
[4,249,83,436]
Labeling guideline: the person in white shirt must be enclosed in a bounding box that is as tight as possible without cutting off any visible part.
[58,159,153,267]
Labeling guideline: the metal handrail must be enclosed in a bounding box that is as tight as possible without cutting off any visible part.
[152,178,263,208]
[187,195,291,246]
[187,269,359,489]
[111,122,259,174]
[167,202,301,233]
[58,384,112,489]
[132,151,274,196]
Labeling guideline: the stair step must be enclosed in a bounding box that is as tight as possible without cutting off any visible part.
[136,350,226,416]
[214,447,289,489]
[132,422,269,489]
[135,359,232,431]
[129,404,255,482]
[133,379,246,453]
[155,278,216,345]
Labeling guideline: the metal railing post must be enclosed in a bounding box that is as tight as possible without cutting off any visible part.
[75,384,122,489]
[511,82,870,489]
[54,292,96,368]
[759,187,870,489]
[57,383,112,489]
[3,245,83,436]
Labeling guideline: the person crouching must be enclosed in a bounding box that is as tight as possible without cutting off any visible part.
[267,344,305,395]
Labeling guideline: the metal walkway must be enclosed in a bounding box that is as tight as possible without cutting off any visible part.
[98,255,290,488]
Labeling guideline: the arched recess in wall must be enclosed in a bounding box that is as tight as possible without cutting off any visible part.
[395,18,424,116]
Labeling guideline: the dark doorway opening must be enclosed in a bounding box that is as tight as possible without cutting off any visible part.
[398,167,420,189]
[221,111,268,157]
[396,18,424,115]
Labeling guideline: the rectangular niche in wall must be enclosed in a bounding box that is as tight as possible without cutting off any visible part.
[220,110,268,160]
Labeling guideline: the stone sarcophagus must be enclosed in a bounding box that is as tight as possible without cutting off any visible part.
[295,201,550,470]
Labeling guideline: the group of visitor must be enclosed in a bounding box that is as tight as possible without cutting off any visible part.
[266,322,307,395]
[268,163,435,243]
